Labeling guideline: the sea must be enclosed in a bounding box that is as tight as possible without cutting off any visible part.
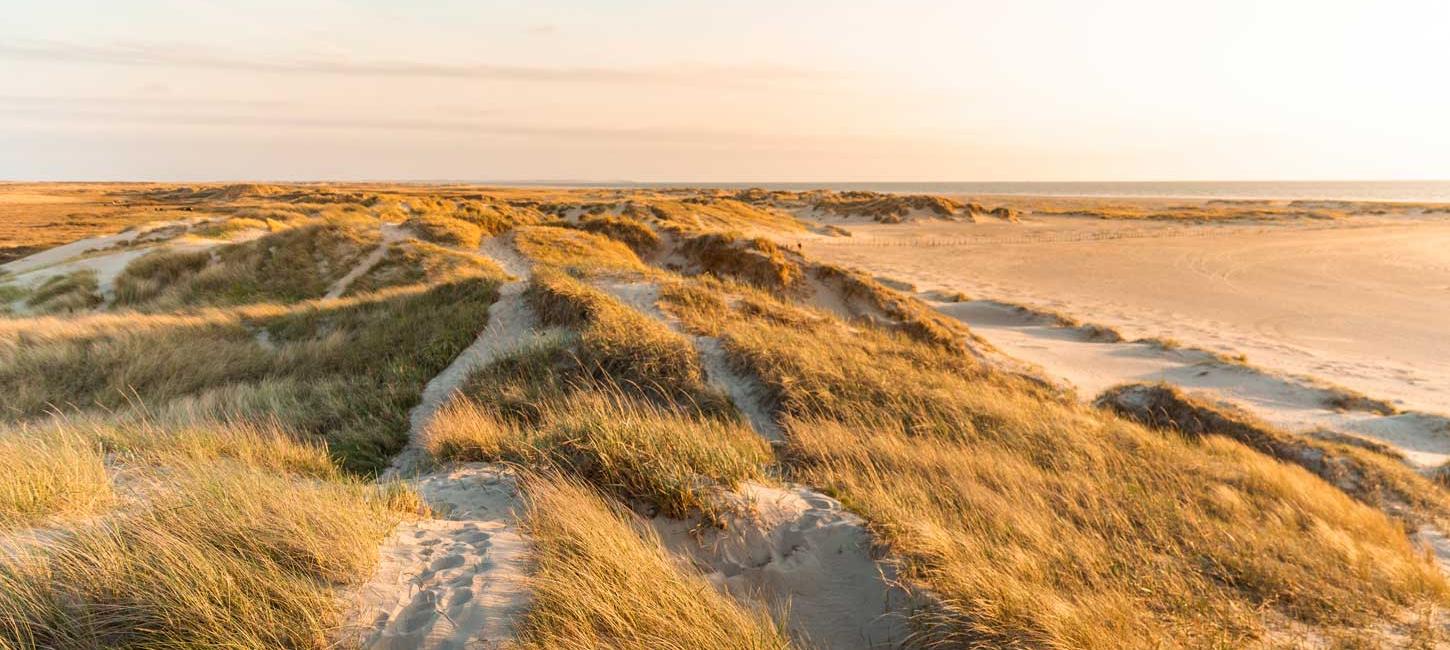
[508,180,1450,203]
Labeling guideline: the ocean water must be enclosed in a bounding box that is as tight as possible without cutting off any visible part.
[553,180,1450,203]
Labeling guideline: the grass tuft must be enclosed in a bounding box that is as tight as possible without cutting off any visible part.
[514,475,792,650]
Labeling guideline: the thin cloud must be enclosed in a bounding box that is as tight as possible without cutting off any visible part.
[0,40,834,85]
[0,105,793,144]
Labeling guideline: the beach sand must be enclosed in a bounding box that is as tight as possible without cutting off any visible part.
[796,212,1450,416]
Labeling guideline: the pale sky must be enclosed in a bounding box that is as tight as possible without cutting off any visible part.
[2,0,1447,182]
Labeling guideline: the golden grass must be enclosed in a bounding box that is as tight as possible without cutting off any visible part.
[1,278,502,473]
[678,231,806,294]
[660,281,1447,646]
[113,221,380,308]
[514,475,792,650]
[191,217,269,238]
[639,197,805,233]
[524,269,725,411]
[404,214,483,249]
[812,192,964,222]
[428,387,769,519]
[572,214,661,255]
[0,458,415,649]
[513,225,652,277]
[1096,382,1450,528]
[809,263,979,351]
[342,240,506,296]
[0,184,195,265]
[0,431,112,530]
[9,183,1450,646]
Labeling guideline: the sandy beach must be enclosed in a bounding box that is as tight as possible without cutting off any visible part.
[797,211,1450,416]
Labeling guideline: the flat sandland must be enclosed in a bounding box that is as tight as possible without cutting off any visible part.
[799,211,1450,416]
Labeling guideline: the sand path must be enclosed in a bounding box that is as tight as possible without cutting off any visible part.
[352,235,536,650]
[596,279,913,649]
[325,223,407,300]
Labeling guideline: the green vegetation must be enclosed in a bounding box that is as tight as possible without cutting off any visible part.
[2,277,504,474]
[26,270,102,314]
[343,240,505,296]
[113,222,380,308]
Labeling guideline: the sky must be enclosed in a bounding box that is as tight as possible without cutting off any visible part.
[1,0,1448,182]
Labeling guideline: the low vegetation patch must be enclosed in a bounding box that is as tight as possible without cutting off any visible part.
[513,225,651,277]
[813,192,964,222]
[1,278,503,473]
[810,263,976,350]
[403,214,482,249]
[343,240,505,296]
[644,197,805,233]
[678,231,806,294]
[26,270,102,314]
[571,215,660,255]
[514,476,792,650]
[113,222,380,308]
[1095,382,1450,526]
[428,389,769,518]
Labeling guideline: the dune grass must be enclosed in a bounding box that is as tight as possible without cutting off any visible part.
[0,431,113,530]
[113,221,380,308]
[1097,382,1450,528]
[571,214,661,255]
[342,240,505,296]
[404,214,483,249]
[0,277,503,473]
[642,197,805,233]
[428,384,769,519]
[25,270,102,314]
[659,279,1448,647]
[813,192,964,222]
[513,225,653,277]
[523,269,727,413]
[677,231,806,294]
[809,263,977,351]
[0,456,416,649]
[514,475,792,650]
[8,184,1450,648]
